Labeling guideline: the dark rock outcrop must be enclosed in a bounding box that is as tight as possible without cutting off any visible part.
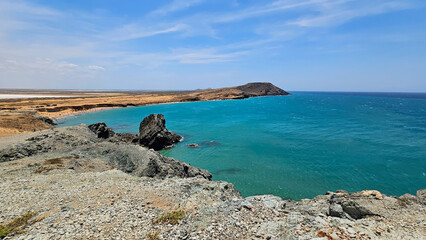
[86,114,182,150]
[328,190,398,219]
[36,115,56,126]
[88,122,115,139]
[187,143,200,148]
[0,124,211,179]
[136,114,182,150]
[234,82,290,96]
[114,133,138,143]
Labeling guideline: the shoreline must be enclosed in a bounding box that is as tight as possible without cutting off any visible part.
[54,96,270,121]
[0,83,290,137]
[54,100,191,120]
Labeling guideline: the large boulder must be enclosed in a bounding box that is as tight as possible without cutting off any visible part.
[136,114,182,150]
[328,190,398,219]
[88,122,115,139]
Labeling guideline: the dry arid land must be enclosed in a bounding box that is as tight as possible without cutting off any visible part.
[0,83,288,137]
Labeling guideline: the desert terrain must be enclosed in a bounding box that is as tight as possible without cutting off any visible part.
[0,83,289,137]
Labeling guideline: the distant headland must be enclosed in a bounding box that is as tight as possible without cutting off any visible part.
[0,82,289,137]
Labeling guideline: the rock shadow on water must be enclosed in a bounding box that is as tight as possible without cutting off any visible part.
[184,140,220,148]
[179,133,193,141]
[212,168,241,175]
[201,140,220,147]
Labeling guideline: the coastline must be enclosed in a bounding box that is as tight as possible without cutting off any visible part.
[54,96,273,121]
[1,83,424,239]
[0,82,290,137]
[54,100,196,120]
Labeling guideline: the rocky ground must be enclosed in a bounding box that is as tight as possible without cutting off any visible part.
[0,125,425,239]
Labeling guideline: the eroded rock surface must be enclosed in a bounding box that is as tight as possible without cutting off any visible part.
[136,114,182,150]
[88,122,115,139]
[0,125,210,179]
[0,155,424,240]
[0,124,424,239]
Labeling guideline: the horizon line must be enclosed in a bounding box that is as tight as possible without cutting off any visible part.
[0,88,425,94]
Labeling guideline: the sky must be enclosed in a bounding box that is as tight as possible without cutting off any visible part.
[0,0,425,91]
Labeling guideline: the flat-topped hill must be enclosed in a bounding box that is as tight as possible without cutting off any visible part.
[235,82,289,96]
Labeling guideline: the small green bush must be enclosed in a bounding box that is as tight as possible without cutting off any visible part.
[152,210,186,225]
[146,231,160,240]
[0,212,38,238]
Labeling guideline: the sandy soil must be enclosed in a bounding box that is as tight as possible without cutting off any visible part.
[0,94,73,99]
[0,83,289,137]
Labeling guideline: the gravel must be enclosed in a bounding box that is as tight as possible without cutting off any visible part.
[0,126,425,239]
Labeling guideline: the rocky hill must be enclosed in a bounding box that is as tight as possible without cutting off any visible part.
[183,82,289,101]
[235,82,289,96]
[0,123,424,239]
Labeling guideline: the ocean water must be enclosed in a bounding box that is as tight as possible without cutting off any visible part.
[58,92,426,200]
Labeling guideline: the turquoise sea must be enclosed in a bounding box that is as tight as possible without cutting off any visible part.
[59,92,426,200]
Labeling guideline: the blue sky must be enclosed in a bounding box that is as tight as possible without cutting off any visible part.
[0,0,425,91]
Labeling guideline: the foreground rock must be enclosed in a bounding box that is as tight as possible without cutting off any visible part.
[0,158,424,239]
[88,122,115,139]
[86,114,182,150]
[0,125,424,239]
[0,125,210,179]
[136,114,182,150]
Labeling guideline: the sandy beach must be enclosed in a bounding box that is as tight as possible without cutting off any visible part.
[0,83,289,137]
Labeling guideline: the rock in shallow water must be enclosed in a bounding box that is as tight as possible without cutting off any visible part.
[187,143,200,148]
[136,114,182,150]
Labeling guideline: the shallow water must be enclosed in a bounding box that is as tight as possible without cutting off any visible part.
[59,92,426,200]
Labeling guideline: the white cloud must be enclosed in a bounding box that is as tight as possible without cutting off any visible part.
[0,0,423,89]
[0,58,82,73]
[108,23,187,41]
[88,65,105,70]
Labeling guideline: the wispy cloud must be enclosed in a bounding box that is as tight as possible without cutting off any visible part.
[114,47,249,68]
[150,0,205,16]
[288,0,415,27]
[171,48,249,64]
[214,0,325,23]
[0,0,61,18]
[0,0,424,89]
[88,65,105,70]
[106,24,187,41]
